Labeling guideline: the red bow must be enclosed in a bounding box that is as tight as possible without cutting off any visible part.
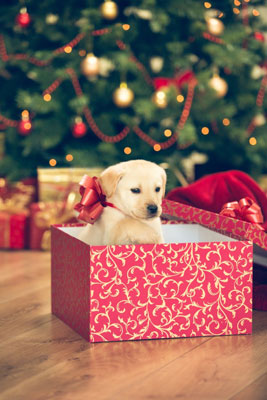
[153,70,196,91]
[219,197,264,230]
[74,175,108,224]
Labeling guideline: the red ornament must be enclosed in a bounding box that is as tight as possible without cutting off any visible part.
[72,120,87,138]
[254,32,265,42]
[16,11,31,28]
[17,119,32,135]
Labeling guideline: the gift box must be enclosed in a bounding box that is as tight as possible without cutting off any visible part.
[38,167,103,202]
[0,178,35,249]
[29,192,77,250]
[51,199,254,343]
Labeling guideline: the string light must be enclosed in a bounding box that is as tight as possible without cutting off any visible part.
[252,9,260,17]
[66,154,73,161]
[79,50,86,57]
[164,129,172,137]
[222,118,230,126]
[24,122,31,130]
[201,127,209,135]
[21,110,29,119]
[124,146,132,155]
[233,8,240,15]
[234,0,241,6]
[153,144,161,151]
[249,137,257,145]
[43,94,51,102]
[218,12,224,18]
[204,2,212,9]
[177,94,184,103]
[122,24,130,31]
[49,158,57,166]
[64,46,72,53]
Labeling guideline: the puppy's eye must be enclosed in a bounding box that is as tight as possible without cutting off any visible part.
[131,188,141,194]
[155,187,161,192]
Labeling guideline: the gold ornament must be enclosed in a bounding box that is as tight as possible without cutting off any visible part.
[149,57,164,73]
[100,1,118,20]
[209,74,228,98]
[80,53,100,77]
[253,114,265,126]
[206,17,224,36]
[152,89,168,109]
[113,83,134,108]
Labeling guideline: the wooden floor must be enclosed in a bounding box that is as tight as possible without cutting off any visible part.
[1,251,267,400]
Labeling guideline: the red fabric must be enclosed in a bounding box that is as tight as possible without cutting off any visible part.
[166,170,267,310]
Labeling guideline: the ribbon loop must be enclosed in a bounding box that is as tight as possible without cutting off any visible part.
[74,175,107,224]
[220,196,264,230]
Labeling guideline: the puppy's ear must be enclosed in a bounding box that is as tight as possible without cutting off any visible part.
[160,168,167,198]
[99,164,124,198]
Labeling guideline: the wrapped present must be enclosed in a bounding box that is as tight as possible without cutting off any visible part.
[30,191,77,250]
[51,198,254,343]
[37,167,103,202]
[0,179,35,249]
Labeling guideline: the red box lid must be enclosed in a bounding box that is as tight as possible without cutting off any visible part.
[162,199,267,252]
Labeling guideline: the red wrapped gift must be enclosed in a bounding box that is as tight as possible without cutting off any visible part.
[0,179,35,249]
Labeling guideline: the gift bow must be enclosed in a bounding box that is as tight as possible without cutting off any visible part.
[153,70,196,90]
[74,175,111,224]
[219,197,264,230]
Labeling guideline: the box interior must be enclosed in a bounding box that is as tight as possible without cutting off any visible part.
[59,223,238,244]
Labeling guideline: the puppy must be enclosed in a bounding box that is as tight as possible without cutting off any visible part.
[78,159,166,245]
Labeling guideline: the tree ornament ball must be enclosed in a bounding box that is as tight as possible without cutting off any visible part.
[150,57,164,73]
[206,17,224,36]
[254,114,265,126]
[100,1,118,20]
[17,120,32,135]
[16,10,31,28]
[209,74,228,98]
[72,119,87,138]
[152,90,168,109]
[113,84,134,108]
[81,54,100,77]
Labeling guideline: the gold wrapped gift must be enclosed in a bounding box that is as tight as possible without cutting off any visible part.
[37,167,103,202]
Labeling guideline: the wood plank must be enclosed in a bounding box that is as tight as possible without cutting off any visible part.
[229,372,267,400]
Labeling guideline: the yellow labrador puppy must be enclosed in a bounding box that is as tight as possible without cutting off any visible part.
[78,160,166,245]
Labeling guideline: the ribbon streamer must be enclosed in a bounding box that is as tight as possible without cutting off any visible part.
[220,197,264,230]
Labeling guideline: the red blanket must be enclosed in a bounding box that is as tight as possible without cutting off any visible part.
[166,170,267,311]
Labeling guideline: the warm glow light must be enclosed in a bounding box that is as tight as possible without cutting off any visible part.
[204,2,212,8]
[122,24,130,30]
[222,118,230,126]
[249,137,257,145]
[66,154,74,162]
[24,122,31,130]
[201,127,209,135]
[79,50,86,57]
[164,129,172,137]
[64,46,72,53]
[176,94,184,103]
[43,94,51,102]
[218,12,224,18]
[21,110,29,118]
[153,144,161,151]
[252,9,260,16]
[233,8,240,14]
[244,0,250,2]
[234,0,241,6]
[124,146,132,155]
[49,158,57,167]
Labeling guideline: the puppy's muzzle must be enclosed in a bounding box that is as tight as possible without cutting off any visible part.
[147,204,158,217]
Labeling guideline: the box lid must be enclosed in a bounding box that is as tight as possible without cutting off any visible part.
[162,199,267,252]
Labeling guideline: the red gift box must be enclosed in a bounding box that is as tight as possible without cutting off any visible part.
[51,199,254,343]
[0,212,28,249]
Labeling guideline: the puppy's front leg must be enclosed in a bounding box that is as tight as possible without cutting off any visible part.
[111,218,163,245]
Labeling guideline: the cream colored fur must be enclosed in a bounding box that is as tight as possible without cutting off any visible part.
[78,159,166,245]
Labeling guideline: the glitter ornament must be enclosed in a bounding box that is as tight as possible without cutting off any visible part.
[100,1,118,20]
[81,54,100,77]
[113,83,134,108]
[209,74,228,98]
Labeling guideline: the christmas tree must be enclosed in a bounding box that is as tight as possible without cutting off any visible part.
[0,0,266,189]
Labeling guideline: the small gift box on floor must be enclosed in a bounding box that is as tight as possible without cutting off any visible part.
[0,179,35,249]
[50,198,263,343]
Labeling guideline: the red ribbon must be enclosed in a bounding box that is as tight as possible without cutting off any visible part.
[219,197,264,230]
[153,70,196,90]
[74,175,110,224]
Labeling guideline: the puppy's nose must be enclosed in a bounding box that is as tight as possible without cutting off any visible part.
[147,204,158,215]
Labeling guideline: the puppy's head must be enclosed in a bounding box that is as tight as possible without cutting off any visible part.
[99,160,166,220]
